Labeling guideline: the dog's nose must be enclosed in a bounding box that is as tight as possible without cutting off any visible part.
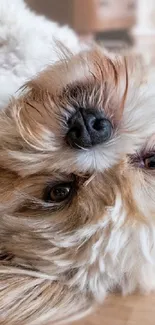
[66,108,112,149]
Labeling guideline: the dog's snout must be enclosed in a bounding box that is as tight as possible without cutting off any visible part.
[66,108,112,149]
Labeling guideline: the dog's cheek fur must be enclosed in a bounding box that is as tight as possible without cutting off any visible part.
[0,174,109,325]
[0,159,155,325]
[0,272,93,325]
[0,164,116,325]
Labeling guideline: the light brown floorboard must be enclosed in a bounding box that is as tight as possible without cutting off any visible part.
[73,294,155,325]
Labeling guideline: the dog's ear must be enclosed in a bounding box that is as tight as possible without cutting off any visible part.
[0,269,92,325]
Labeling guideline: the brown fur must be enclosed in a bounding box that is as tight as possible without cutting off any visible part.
[0,48,150,324]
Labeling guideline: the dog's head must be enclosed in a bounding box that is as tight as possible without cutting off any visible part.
[0,47,155,324]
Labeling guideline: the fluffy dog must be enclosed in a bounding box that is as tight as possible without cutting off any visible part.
[1,1,155,325]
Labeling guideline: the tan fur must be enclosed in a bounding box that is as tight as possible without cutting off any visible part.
[0,47,154,324]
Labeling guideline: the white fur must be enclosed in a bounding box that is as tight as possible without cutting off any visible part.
[0,0,81,109]
[63,193,155,299]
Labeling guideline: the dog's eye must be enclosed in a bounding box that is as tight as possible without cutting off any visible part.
[44,183,73,203]
[144,155,155,169]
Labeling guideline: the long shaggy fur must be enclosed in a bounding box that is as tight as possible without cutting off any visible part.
[1,1,155,325]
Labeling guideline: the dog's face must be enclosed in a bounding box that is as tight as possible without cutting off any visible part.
[0,48,155,325]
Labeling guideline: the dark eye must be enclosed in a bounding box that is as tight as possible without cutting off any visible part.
[44,183,73,203]
[144,155,155,169]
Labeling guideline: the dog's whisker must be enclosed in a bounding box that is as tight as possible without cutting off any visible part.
[83,173,97,187]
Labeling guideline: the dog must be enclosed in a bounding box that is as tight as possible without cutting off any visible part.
[1,1,155,325]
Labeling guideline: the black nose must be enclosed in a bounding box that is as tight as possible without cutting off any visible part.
[66,108,112,149]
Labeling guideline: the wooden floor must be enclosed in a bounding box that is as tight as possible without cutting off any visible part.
[74,294,155,325]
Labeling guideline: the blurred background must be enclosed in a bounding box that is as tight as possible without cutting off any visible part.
[26,0,155,62]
